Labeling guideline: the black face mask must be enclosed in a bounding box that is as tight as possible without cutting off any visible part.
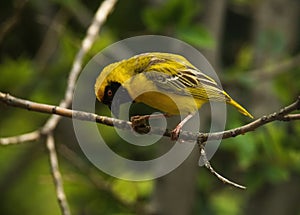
[102,82,132,117]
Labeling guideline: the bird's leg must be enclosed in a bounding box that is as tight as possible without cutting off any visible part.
[171,113,194,141]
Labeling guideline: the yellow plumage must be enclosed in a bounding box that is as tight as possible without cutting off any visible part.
[95,52,253,118]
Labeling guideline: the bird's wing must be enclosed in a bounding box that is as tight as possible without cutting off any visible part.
[142,56,229,102]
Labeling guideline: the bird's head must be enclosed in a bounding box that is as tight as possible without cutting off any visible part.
[95,61,134,117]
[95,62,118,102]
[94,53,167,116]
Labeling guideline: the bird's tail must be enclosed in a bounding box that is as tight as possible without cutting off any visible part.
[227,98,254,119]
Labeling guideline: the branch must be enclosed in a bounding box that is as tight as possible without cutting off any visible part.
[0,130,41,145]
[46,134,71,215]
[1,92,299,144]
[42,0,118,134]
[195,96,300,189]
[0,92,131,141]
[282,114,300,121]
[41,1,117,214]
[196,96,300,145]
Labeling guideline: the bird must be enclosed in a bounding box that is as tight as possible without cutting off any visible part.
[95,52,253,140]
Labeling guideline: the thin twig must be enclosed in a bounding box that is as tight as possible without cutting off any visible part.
[282,114,300,121]
[199,146,246,189]
[0,130,41,145]
[46,134,71,215]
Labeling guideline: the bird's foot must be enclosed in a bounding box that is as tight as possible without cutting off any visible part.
[170,113,194,141]
[170,126,181,141]
[130,115,151,134]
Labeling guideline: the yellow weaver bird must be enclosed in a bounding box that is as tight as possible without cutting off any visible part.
[95,52,253,139]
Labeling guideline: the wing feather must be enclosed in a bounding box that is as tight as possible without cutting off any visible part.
[142,55,229,102]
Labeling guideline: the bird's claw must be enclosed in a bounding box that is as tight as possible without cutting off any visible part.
[130,115,151,134]
[170,127,181,141]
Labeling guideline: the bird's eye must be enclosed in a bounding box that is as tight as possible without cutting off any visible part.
[107,89,113,97]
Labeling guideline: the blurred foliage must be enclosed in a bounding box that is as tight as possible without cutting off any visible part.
[0,0,300,215]
[143,0,215,48]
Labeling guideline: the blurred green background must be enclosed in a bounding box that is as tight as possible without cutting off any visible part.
[1,0,300,214]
